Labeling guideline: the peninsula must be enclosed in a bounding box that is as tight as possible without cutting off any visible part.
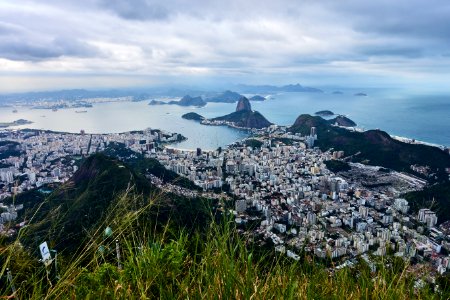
[0,119,33,128]
[149,95,207,107]
[207,97,272,129]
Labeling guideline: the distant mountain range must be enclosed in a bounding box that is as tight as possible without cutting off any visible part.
[0,83,322,104]
[235,83,323,94]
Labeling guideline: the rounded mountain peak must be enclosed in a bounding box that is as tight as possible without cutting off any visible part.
[236,96,252,112]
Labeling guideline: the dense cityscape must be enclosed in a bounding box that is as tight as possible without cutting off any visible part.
[2,123,449,284]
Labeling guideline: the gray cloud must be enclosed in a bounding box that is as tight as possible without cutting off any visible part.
[0,37,98,61]
[100,0,169,20]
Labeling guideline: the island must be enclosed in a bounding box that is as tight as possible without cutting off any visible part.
[206,97,272,129]
[328,115,357,127]
[205,90,243,103]
[315,110,335,116]
[149,95,207,107]
[181,112,205,121]
[354,92,368,97]
[0,119,33,128]
[149,100,166,105]
[249,95,266,101]
[332,91,344,95]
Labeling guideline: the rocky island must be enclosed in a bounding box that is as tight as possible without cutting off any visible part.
[181,112,205,121]
[249,95,266,101]
[315,110,335,116]
[354,92,368,96]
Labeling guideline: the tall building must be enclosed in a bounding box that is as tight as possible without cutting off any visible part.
[235,200,247,213]
[196,148,202,156]
[418,209,438,228]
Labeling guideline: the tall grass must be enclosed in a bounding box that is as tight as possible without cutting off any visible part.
[0,189,442,299]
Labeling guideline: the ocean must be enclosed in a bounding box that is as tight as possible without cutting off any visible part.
[1,88,449,149]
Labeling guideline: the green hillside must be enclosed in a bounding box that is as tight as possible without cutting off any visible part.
[290,114,450,178]
[18,154,212,253]
[403,181,450,223]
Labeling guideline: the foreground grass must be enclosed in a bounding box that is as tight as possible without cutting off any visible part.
[0,191,443,299]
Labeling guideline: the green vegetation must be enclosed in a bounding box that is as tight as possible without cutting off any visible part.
[0,196,441,299]
[0,141,22,159]
[12,154,210,253]
[328,115,357,127]
[403,181,450,223]
[324,160,351,172]
[244,138,263,148]
[290,114,450,177]
[181,112,205,121]
[272,137,295,146]
[102,142,200,190]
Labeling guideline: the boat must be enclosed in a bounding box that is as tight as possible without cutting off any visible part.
[12,109,18,113]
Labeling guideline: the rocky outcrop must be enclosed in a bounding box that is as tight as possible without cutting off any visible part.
[235,97,252,112]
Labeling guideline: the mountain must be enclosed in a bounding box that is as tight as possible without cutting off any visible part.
[18,153,211,253]
[182,112,205,121]
[235,83,323,94]
[211,97,272,129]
[236,97,252,112]
[290,114,450,175]
[205,90,243,103]
[172,95,206,107]
[249,95,266,101]
[149,95,207,107]
[328,115,357,127]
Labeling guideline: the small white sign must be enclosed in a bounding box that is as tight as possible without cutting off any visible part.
[39,241,51,262]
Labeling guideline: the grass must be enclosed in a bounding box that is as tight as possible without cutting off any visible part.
[0,189,443,299]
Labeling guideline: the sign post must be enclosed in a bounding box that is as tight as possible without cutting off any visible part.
[39,241,52,266]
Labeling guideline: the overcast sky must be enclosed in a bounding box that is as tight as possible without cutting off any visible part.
[1,0,449,92]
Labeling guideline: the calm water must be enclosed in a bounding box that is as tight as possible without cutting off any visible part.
[0,102,248,150]
[1,88,449,149]
[252,88,450,147]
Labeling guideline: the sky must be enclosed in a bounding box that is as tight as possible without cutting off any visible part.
[0,0,450,93]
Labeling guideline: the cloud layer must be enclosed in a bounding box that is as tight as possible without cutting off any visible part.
[0,0,449,92]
